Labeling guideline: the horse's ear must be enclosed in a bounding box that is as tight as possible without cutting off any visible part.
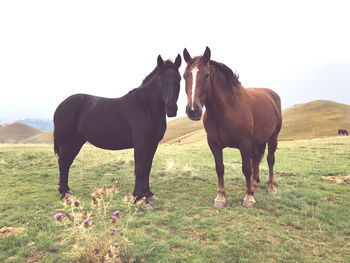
[174,54,182,69]
[157,55,164,68]
[202,46,211,64]
[183,48,192,63]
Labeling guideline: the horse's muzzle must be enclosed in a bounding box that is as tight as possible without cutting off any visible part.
[166,103,178,118]
[186,104,202,121]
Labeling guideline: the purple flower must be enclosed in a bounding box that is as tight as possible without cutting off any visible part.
[65,199,72,206]
[114,242,119,249]
[110,227,116,233]
[92,197,98,205]
[93,248,100,254]
[74,200,80,207]
[83,219,92,228]
[54,213,63,221]
[111,216,118,223]
[113,210,120,216]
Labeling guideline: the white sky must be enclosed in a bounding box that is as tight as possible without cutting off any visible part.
[1,0,349,119]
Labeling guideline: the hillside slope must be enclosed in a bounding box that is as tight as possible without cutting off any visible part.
[161,117,204,143]
[279,100,350,140]
[162,100,350,144]
[0,123,43,143]
[20,130,54,144]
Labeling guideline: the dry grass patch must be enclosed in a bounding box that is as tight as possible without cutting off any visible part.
[0,227,27,238]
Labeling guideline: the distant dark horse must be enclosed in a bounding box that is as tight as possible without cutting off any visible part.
[54,55,181,209]
[183,47,282,207]
[338,129,348,136]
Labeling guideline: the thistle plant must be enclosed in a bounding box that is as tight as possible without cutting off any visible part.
[53,180,139,262]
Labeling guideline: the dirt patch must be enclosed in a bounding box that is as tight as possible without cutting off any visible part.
[0,227,27,238]
[25,250,43,263]
[322,174,350,183]
[276,172,296,177]
[266,235,281,244]
[326,199,335,204]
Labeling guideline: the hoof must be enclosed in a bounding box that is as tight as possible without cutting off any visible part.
[139,203,154,211]
[147,195,159,202]
[213,201,226,209]
[60,190,73,200]
[268,186,277,193]
[243,199,256,208]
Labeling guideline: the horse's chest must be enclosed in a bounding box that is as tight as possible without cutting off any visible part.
[204,120,240,148]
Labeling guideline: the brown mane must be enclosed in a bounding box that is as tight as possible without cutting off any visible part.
[185,56,241,86]
[209,60,241,86]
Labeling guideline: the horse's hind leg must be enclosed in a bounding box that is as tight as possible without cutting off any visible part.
[252,142,266,186]
[208,138,226,208]
[240,140,256,207]
[57,135,85,199]
[267,135,278,193]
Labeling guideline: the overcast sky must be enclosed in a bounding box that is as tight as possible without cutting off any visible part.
[1,0,349,120]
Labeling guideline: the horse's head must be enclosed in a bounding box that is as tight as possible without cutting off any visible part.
[156,54,182,117]
[183,47,211,121]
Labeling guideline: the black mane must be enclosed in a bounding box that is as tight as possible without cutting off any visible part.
[141,60,175,85]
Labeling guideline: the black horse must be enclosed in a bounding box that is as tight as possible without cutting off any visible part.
[338,129,348,136]
[54,54,181,209]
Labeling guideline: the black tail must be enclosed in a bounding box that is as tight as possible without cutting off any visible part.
[54,127,59,156]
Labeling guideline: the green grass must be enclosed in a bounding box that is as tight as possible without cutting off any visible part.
[1,136,350,262]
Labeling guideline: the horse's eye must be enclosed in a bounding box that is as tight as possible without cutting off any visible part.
[204,74,209,79]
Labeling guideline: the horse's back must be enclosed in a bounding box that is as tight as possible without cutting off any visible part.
[246,88,282,142]
[54,94,133,150]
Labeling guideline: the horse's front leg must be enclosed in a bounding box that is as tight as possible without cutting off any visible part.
[240,141,256,207]
[208,138,226,208]
[144,142,159,202]
[133,140,156,210]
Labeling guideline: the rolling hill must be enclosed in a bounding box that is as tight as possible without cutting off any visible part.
[20,130,54,144]
[0,100,348,144]
[161,100,350,144]
[161,117,204,143]
[279,100,350,140]
[0,123,44,143]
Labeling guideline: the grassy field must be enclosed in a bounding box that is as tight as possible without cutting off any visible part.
[1,136,350,262]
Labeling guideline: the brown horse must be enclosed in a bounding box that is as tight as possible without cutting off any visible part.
[183,47,282,208]
[338,129,348,136]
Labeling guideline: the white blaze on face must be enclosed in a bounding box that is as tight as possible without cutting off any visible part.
[190,66,199,110]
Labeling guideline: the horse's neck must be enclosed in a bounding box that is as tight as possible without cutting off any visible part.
[206,77,242,115]
[137,81,165,118]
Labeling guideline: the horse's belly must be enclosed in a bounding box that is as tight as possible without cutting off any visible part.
[87,136,133,150]
[83,127,133,150]
[206,128,240,148]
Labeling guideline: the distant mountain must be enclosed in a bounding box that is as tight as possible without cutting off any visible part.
[0,123,44,143]
[0,118,53,131]
[161,100,350,144]
[17,118,53,131]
